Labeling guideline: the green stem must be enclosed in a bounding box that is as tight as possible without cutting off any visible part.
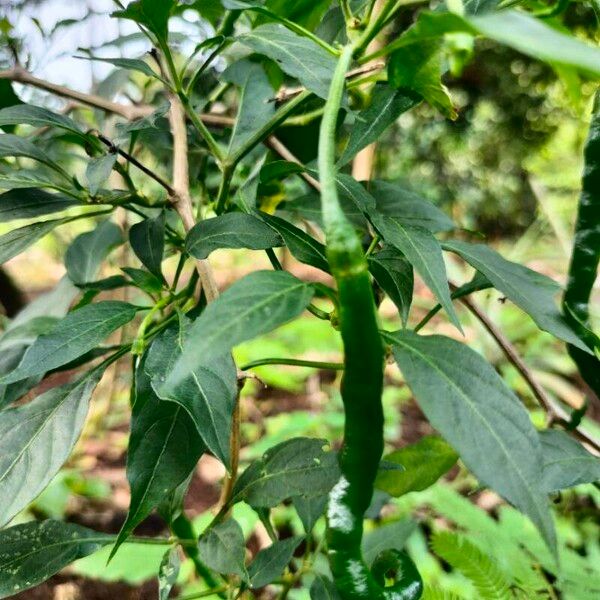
[240,358,344,371]
[365,234,381,256]
[215,164,234,214]
[177,587,230,600]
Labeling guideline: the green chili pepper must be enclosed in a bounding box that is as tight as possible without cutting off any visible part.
[563,92,600,398]
[319,45,423,600]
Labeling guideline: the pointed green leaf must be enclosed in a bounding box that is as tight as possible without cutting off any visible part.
[185,213,283,260]
[0,520,113,598]
[129,212,166,279]
[122,267,163,294]
[147,320,237,467]
[539,429,600,493]
[0,369,103,526]
[226,61,276,156]
[369,180,455,233]
[86,153,117,196]
[66,220,123,285]
[0,133,62,171]
[387,330,556,553]
[375,436,458,497]
[248,536,303,588]
[78,56,163,81]
[1,301,137,383]
[361,519,417,566]
[0,218,67,264]
[443,240,590,352]
[375,218,462,331]
[368,246,414,326]
[232,438,339,508]
[260,211,329,272]
[339,84,421,165]
[0,188,79,222]
[198,519,247,579]
[0,104,83,135]
[238,24,337,99]
[113,358,205,555]
[310,574,341,600]
[112,0,177,44]
[293,494,328,532]
[165,270,314,389]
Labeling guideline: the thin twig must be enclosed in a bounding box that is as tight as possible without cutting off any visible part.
[454,284,600,454]
[273,61,385,103]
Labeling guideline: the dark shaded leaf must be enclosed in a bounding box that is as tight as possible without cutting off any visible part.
[122,267,163,294]
[112,0,177,44]
[387,330,556,554]
[310,574,341,600]
[1,301,137,384]
[86,154,117,196]
[248,536,303,588]
[0,188,78,222]
[361,519,417,565]
[293,494,328,532]
[129,212,166,279]
[113,358,205,555]
[443,240,590,353]
[0,134,61,171]
[232,437,339,508]
[375,436,458,497]
[198,519,247,579]
[339,84,421,165]
[0,369,103,526]
[186,213,283,259]
[147,321,237,467]
[66,220,123,285]
[0,104,83,135]
[0,520,113,598]
[260,211,329,272]
[368,246,413,326]
[539,429,600,492]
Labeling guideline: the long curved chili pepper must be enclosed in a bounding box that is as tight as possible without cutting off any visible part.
[319,45,423,600]
[563,92,600,399]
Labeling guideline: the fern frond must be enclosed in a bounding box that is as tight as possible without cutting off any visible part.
[431,531,512,600]
[422,586,467,600]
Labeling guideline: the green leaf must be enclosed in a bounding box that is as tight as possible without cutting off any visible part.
[66,220,123,285]
[185,213,283,259]
[374,218,462,332]
[0,104,83,135]
[247,536,303,588]
[129,212,166,279]
[0,134,63,172]
[539,429,600,493]
[260,211,329,272]
[389,40,456,119]
[442,240,590,353]
[164,270,314,389]
[0,170,62,190]
[0,188,79,222]
[369,180,455,233]
[122,267,163,294]
[147,320,237,467]
[237,24,337,99]
[422,587,467,600]
[226,61,276,157]
[86,153,117,196]
[0,218,67,264]
[0,369,103,527]
[112,0,176,44]
[563,92,600,396]
[232,437,339,508]
[0,520,113,598]
[258,0,331,31]
[368,246,414,326]
[310,575,341,600]
[361,519,417,566]
[339,84,421,165]
[431,531,511,600]
[293,494,328,532]
[198,519,248,579]
[260,160,307,184]
[158,546,181,600]
[113,358,205,556]
[387,330,556,554]
[1,301,137,384]
[78,55,163,81]
[375,436,458,497]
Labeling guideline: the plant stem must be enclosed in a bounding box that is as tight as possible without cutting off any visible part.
[177,587,230,600]
[240,358,344,371]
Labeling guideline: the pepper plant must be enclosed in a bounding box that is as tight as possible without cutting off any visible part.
[0,0,599,598]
